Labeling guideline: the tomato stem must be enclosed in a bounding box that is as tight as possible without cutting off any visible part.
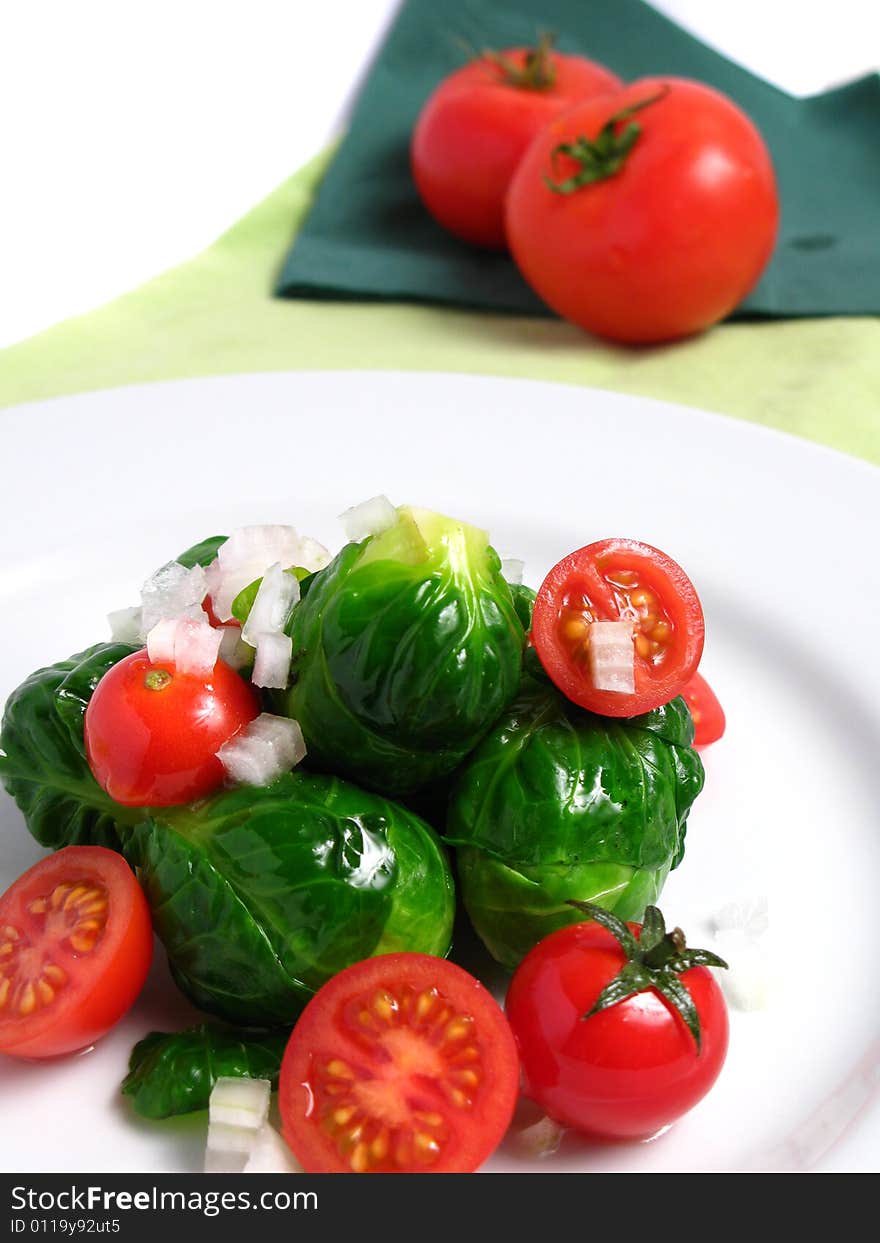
[566,900,727,1052]
[544,86,670,194]
[484,30,557,91]
[144,669,172,691]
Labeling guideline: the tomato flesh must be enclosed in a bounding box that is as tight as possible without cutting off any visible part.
[279,953,520,1173]
[84,650,260,806]
[681,671,726,748]
[532,539,704,717]
[0,847,153,1059]
[505,921,729,1139]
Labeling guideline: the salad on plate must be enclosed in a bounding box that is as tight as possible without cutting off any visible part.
[0,498,738,1174]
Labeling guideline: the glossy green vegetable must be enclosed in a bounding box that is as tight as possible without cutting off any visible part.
[445,677,704,969]
[176,535,227,569]
[509,582,536,632]
[278,507,525,795]
[125,771,456,1026]
[231,566,310,627]
[0,643,139,850]
[122,1024,288,1119]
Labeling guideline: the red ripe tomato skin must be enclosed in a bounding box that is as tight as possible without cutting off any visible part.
[84,650,260,807]
[531,538,705,718]
[279,953,520,1174]
[0,847,153,1060]
[506,77,779,342]
[682,671,726,749]
[412,50,622,249]
[505,921,729,1139]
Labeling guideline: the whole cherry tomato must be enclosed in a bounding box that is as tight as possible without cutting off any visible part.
[412,37,621,249]
[506,77,779,341]
[505,903,729,1139]
[84,650,259,806]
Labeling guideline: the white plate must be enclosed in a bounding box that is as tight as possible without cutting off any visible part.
[1,371,878,1175]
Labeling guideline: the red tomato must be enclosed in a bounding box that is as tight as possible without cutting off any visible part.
[681,671,726,749]
[505,907,729,1139]
[84,650,259,806]
[201,595,239,629]
[0,847,153,1060]
[531,538,704,717]
[279,953,520,1173]
[412,41,621,248]
[506,77,779,342]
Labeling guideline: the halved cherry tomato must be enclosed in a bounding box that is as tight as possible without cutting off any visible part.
[531,538,704,717]
[84,650,259,806]
[412,40,621,249]
[505,906,729,1139]
[0,847,153,1059]
[279,953,520,1173]
[681,671,726,749]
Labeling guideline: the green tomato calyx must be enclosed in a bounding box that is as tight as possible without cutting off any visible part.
[566,900,727,1053]
[544,86,670,194]
[484,31,558,92]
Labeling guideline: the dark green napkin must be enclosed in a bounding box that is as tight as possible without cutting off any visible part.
[276,0,880,318]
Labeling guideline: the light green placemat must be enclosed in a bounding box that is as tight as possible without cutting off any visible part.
[1,150,878,463]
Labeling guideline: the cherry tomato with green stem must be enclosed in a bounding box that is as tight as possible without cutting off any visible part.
[412,36,621,249]
[505,903,729,1139]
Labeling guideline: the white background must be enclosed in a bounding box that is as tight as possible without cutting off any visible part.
[0,0,876,348]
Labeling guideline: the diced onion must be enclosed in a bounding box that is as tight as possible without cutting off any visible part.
[588,620,635,693]
[108,606,143,645]
[205,1077,271,1174]
[146,616,223,676]
[210,525,320,622]
[241,562,300,646]
[339,495,398,543]
[251,632,293,689]
[140,561,207,635]
[296,536,330,572]
[501,558,524,586]
[217,713,307,787]
[243,1123,304,1174]
[705,896,770,1012]
[513,1114,565,1158]
[218,625,252,671]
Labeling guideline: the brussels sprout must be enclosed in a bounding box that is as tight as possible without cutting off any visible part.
[278,506,525,796]
[508,582,536,632]
[445,677,704,970]
[0,643,140,850]
[125,772,456,1026]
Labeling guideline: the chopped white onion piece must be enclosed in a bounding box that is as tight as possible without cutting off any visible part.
[140,561,207,635]
[108,606,143,645]
[501,558,525,586]
[146,616,223,676]
[711,930,769,1012]
[243,1123,304,1174]
[217,713,306,787]
[252,632,293,689]
[297,535,330,572]
[339,495,398,543]
[205,1077,271,1174]
[588,620,635,693]
[241,562,300,646]
[218,525,302,572]
[711,895,769,939]
[513,1115,565,1158]
[218,625,252,671]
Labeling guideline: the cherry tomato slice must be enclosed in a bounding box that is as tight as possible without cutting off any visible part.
[681,671,726,749]
[0,847,153,1060]
[279,953,520,1173]
[531,538,704,717]
[84,650,259,806]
